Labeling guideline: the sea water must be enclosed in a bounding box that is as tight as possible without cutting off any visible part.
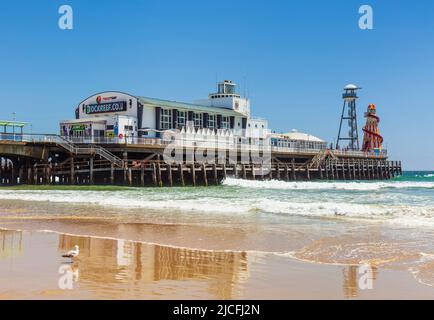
[1,171,434,288]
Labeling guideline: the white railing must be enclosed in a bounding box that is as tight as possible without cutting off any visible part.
[0,134,123,167]
[1,133,387,160]
[333,149,388,158]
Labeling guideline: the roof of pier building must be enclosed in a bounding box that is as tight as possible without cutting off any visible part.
[137,96,242,117]
[273,129,325,142]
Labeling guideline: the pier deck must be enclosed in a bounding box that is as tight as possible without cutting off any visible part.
[0,135,402,187]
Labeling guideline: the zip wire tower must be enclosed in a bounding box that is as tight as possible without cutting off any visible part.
[336,84,360,150]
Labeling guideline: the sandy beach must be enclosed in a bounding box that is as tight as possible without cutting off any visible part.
[1,227,434,300]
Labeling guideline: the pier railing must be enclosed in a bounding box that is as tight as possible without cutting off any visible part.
[1,133,387,160]
[0,134,123,167]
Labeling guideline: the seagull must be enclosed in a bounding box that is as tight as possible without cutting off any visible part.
[62,245,80,259]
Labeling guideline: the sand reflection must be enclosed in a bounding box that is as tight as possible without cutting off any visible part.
[58,234,249,299]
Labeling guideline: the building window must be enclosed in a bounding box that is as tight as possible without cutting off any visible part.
[221,116,230,129]
[178,111,186,127]
[194,112,202,128]
[208,114,216,129]
[160,108,172,130]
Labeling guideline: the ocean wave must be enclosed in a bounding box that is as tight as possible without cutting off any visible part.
[0,190,434,227]
[222,178,434,191]
[418,173,434,178]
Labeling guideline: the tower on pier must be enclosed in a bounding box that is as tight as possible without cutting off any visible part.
[336,84,360,150]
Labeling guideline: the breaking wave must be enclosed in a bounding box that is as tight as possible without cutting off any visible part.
[222,177,434,190]
[0,189,433,227]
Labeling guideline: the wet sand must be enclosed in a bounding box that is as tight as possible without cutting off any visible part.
[1,228,434,300]
[1,194,434,299]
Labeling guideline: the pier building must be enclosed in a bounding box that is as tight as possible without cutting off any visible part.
[60,80,268,143]
[0,81,402,187]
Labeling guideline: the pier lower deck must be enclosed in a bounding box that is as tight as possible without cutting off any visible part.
[0,158,402,187]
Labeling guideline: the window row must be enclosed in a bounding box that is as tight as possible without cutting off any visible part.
[160,109,232,130]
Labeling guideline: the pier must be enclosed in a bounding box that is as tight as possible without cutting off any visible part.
[0,134,402,187]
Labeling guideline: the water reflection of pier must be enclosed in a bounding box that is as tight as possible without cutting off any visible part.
[59,234,249,299]
[0,229,22,259]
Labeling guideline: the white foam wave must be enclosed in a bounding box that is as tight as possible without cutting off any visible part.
[222,178,434,191]
[0,190,434,227]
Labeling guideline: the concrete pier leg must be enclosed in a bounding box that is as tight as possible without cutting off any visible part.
[140,163,145,187]
[276,165,281,180]
[305,165,310,180]
[18,166,24,185]
[341,163,346,180]
[89,158,94,185]
[69,158,75,185]
[27,167,32,185]
[242,164,247,180]
[152,163,158,187]
[110,164,115,185]
[212,163,218,185]
[128,168,133,186]
[233,164,238,178]
[222,163,227,180]
[291,161,296,181]
[157,163,163,187]
[191,164,196,186]
[202,164,208,186]
[167,164,173,187]
[284,164,289,181]
[179,163,185,186]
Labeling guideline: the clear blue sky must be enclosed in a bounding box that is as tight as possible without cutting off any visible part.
[0,0,433,170]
